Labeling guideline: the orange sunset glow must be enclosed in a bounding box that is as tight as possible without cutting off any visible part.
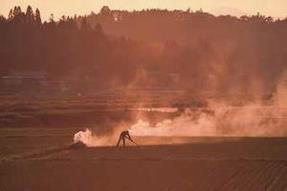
[1,0,287,190]
[1,0,287,20]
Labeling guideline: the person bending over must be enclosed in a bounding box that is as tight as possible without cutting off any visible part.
[116,130,135,147]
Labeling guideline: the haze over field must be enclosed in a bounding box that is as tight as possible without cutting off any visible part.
[1,5,287,96]
[1,1,287,191]
[1,2,287,140]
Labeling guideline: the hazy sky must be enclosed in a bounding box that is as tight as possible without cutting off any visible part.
[1,0,287,20]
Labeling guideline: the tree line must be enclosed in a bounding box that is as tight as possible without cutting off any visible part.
[0,6,287,97]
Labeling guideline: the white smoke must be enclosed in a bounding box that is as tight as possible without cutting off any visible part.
[130,77,287,137]
[73,105,287,147]
[74,77,287,146]
[73,129,115,147]
[129,106,287,137]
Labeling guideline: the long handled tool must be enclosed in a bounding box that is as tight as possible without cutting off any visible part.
[130,139,140,147]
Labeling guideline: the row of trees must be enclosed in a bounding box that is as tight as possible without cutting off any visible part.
[87,6,287,43]
[0,6,105,77]
[0,6,286,97]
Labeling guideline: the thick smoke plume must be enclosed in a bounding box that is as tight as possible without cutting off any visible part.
[129,83,287,137]
[74,78,287,147]
[74,106,287,147]
[130,106,287,137]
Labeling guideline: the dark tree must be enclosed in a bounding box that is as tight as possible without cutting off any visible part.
[25,5,34,24]
[35,8,42,25]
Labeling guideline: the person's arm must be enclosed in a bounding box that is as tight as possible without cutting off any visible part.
[126,134,133,142]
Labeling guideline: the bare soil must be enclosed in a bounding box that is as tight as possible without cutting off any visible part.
[1,128,287,191]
